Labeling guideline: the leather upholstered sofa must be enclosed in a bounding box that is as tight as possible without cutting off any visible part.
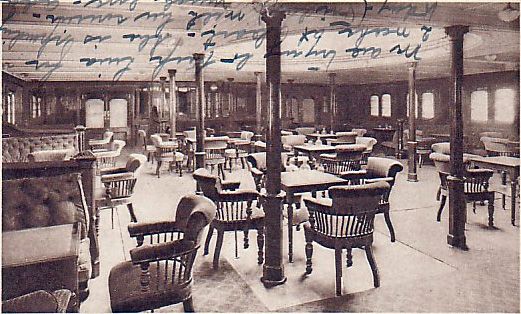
[2,134,77,163]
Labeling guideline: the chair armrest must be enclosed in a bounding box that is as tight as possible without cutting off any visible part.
[99,167,127,176]
[130,239,196,264]
[303,196,332,210]
[220,190,259,202]
[222,180,241,191]
[465,168,494,175]
[365,177,394,184]
[339,169,368,181]
[128,221,183,238]
[250,167,264,177]
[101,172,134,183]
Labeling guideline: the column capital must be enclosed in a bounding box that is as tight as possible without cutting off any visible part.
[328,72,336,84]
[407,61,418,70]
[193,53,205,62]
[328,72,337,78]
[168,69,177,77]
[261,8,286,25]
[159,76,167,82]
[254,71,263,76]
[227,77,234,82]
[287,79,294,84]
[445,25,469,40]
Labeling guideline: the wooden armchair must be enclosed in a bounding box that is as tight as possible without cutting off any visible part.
[193,168,264,270]
[92,140,125,171]
[326,131,358,146]
[108,194,216,312]
[98,154,147,228]
[88,130,114,151]
[204,136,229,179]
[429,152,495,226]
[355,137,378,165]
[137,129,156,163]
[225,131,254,172]
[340,157,404,242]
[303,181,390,296]
[151,134,184,178]
[480,136,514,157]
[319,144,366,175]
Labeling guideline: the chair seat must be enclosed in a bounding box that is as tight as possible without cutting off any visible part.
[109,261,191,313]
[283,207,310,225]
[145,145,156,152]
[157,152,184,161]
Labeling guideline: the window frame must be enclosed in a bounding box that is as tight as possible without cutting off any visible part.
[470,87,489,124]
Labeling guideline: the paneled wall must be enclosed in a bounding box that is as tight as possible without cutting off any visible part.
[3,70,518,146]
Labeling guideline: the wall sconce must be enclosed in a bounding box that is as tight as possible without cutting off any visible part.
[498,3,520,22]
[210,83,218,92]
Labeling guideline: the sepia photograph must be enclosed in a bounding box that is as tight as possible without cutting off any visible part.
[1,0,519,312]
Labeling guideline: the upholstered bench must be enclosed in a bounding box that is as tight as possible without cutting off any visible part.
[2,134,77,163]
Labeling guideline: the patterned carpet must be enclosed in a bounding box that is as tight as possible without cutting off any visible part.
[159,257,268,313]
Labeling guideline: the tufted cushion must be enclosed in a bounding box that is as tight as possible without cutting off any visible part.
[2,134,77,163]
[2,173,88,238]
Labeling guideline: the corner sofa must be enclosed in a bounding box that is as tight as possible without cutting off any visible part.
[2,134,78,163]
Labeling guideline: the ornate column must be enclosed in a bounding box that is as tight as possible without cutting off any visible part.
[445,25,469,250]
[255,72,263,136]
[227,77,235,114]
[260,8,287,287]
[160,76,167,131]
[328,73,337,132]
[194,53,206,169]
[407,62,418,182]
[168,69,177,138]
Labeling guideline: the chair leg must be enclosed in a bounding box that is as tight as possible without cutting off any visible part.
[243,228,249,249]
[213,230,224,269]
[178,161,183,177]
[183,297,195,312]
[472,202,477,213]
[437,195,447,222]
[436,186,441,201]
[335,248,343,296]
[218,164,226,180]
[204,225,214,256]
[110,207,115,229]
[126,203,138,223]
[365,245,380,288]
[383,211,396,242]
[346,248,353,267]
[257,226,264,265]
[488,195,495,227]
[156,161,162,178]
[305,235,313,274]
[240,157,246,169]
[234,229,239,259]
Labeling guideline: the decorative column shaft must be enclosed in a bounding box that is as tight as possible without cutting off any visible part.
[168,69,177,138]
[194,53,206,169]
[255,72,263,136]
[328,73,337,132]
[407,62,418,182]
[445,25,469,250]
[160,76,167,124]
[74,125,86,152]
[227,77,235,115]
[261,8,287,288]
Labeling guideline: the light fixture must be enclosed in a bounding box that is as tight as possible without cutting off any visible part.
[210,83,218,92]
[498,3,519,22]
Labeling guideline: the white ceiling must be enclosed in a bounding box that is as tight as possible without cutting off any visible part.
[2,1,519,84]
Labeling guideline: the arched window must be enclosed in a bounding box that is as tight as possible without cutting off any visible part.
[494,88,516,123]
[381,94,391,117]
[470,89,488,122]
[370,95,379,116]
[421,92,435,119]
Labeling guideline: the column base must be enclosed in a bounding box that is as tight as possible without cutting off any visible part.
[407,173,418,182]
[447,233,468,250]
[261,265,287,288]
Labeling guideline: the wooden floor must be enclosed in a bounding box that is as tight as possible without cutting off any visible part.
[81,147,520,313]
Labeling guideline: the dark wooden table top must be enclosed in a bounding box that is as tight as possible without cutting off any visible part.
[281,170,347,194]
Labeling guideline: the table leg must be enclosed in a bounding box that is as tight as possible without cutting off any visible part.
[511,179,517,226]
[287,198,294,263]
